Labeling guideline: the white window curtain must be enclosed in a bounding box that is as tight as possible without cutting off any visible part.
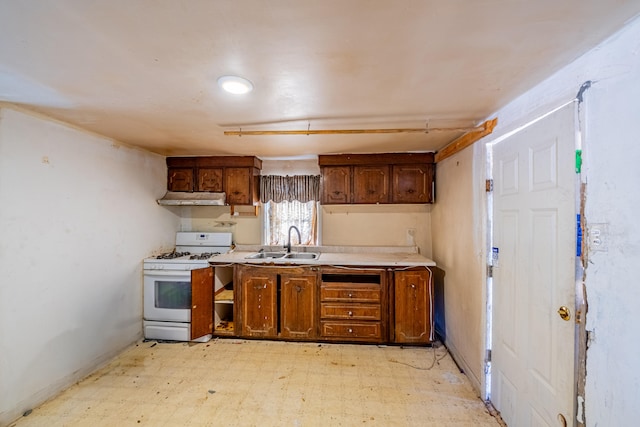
[261,175,320,246]
[264,200,317,246]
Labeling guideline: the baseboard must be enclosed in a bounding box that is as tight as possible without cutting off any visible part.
[444,339,484,398]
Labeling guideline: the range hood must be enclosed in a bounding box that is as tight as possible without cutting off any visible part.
[157,191,226,206]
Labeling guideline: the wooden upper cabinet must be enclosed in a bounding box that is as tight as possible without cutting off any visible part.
[225,167,252,205]
[168,168,195,192]
[166,156,262,205]
[197,167,223,192]
[319,153,435,205]
[321,166,351,204]
[353,165,390,204]
[392,164,434,203]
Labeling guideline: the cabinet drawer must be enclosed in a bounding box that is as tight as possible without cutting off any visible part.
[320,285,380,303]
[321,321,381,340]
[321,304,381,321]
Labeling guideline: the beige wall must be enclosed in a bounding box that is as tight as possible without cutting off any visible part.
[430,145,487,394]
[0,107,180,426]
[322,204,432,257]
[178,206,262,245]
[179,204,433,254]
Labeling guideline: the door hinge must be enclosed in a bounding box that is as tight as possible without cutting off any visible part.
[486,349,492,362]
[487,265,493,278]
[485,179,493,192]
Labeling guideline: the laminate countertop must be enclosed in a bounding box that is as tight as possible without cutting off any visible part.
[210,245,436,268]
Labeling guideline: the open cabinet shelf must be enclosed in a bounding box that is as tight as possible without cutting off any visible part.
[213,265,235,336]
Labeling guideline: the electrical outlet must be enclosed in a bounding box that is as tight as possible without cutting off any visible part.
[588,223,608,252]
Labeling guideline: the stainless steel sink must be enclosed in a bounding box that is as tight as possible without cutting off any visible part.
[284,252,320,260]
[244,251,287,259]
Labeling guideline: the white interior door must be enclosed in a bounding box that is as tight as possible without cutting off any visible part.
[491,103,576,426]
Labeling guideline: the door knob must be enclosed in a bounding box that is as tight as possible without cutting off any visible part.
[557,306,571,321]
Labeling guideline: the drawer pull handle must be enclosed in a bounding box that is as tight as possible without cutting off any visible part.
[348,328,353,333]
[348,311,353,317]
[348,293,353,298]
[411,284,416,289]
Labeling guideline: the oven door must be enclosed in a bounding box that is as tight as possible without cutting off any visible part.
[144,271,192,323]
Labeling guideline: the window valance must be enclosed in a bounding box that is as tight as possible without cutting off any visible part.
[260,175,320,203]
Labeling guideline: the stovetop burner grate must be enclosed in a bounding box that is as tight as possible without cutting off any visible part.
[155,251,191,259]
[189,252,220,260]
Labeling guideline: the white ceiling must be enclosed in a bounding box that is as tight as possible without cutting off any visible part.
[1,1,639,158]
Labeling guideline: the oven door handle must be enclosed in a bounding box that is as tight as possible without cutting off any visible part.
[144,270,192,277]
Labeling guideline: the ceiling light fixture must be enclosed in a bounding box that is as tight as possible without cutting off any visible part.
[217,75,253,94]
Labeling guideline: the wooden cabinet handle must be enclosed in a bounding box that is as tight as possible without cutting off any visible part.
[333,191,341,195]
[407,189,415,194]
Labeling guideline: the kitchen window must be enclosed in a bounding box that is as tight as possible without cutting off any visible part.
[264,200,318,246]
[260,175,320,246]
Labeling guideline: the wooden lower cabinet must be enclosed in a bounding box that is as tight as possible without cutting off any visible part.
[191,267,214,340]
[237,265,318,340]
[393,268,433,344]
[319,268,386,343]
[321,321,381,340]
[280,273,317,339]
[239,268,278,337]
[236,264,434,345]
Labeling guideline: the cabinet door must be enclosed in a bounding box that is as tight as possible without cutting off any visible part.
[168,168,194,192]
[281,274,317,339]
[392,164,434,203]
[353,165,390,204]
[321,166,351,204]
[191,267,213,340]
[225,167,252,205]
[197,167,223,192]
[394,269,433,343]
[241,270,278,337]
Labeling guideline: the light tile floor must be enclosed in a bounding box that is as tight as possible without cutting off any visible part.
[10,339,501,427]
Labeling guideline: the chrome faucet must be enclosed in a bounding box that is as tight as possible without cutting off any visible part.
[285,225,301,253]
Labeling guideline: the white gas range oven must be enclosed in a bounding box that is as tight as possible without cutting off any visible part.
[143,232,232,342]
